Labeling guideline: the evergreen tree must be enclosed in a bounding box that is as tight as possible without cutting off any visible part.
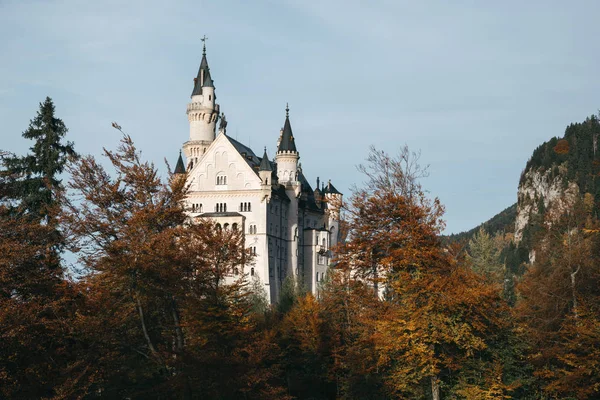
[1,97,76,223]
[0,98,79,399]
[466,227,503,280]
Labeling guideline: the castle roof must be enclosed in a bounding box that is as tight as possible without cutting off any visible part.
[277,105,297,153]
[191,51,210,96]
[324,180,342,195]
[174,151,185,174]
[259,148,272,171]
[202,69,214,88]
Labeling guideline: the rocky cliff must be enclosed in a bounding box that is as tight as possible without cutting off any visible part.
[514,115,600,249]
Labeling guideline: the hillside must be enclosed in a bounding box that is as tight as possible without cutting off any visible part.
[445,203,517,244]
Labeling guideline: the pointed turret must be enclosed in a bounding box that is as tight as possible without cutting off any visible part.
[325,180,341,195]
[184,36,220,166]
[191,40,211,96]
[277,104,297,153]
[275,104,300,184]
[259,147,272,171]
[202,68,214,88]
[259,147,272,188]
[174,151,185,174]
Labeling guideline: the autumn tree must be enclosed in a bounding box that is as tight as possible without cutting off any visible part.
[517,198,600,398]
[334,146,520,399]
[61,132,287,398]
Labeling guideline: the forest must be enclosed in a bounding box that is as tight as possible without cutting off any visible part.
[1,97,599,399]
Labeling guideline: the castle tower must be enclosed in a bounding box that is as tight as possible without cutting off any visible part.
[275,104,299,183]
[324,180,343,247]
[183,38,220,170]
[275,104,301,282]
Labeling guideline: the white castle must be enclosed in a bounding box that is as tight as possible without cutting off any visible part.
[174,42,342,304]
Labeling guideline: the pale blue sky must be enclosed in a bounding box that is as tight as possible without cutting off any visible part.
[1,0,600,234]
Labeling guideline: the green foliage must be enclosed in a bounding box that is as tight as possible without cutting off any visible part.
[277,274,303,314]
[520,114,600,206]
[467,227,503,279]
[248,275,270,315]
[0,97,76,222]
[445,203,517,245]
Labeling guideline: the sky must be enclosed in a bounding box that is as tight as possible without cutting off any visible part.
[1,0,600,234]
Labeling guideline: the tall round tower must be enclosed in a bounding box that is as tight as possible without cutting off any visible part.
[183,39,220,170]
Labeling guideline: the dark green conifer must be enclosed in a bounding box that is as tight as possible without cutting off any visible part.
[1,97,76,223]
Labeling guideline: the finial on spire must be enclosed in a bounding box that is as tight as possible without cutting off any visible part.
[201,35,208,56]
[286,102,289,118]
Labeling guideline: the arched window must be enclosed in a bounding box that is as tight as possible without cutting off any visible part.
[199,204,203,213]
[216,223,222,230]
[247,203,251,212]
[224,223,229,230]
[216,175,227,185]
[322,238,326,247]
[224,203,227,212]
[250,267,254,277]
[232,223,238,230]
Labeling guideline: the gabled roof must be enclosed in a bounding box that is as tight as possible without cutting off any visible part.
[277,106,297,153]
[226,136,262,173]
[174,152,185,174]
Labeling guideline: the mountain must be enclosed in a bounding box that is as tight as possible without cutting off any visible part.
[445,203,517,244]
[449,114,600,265]
[514,115,600,251]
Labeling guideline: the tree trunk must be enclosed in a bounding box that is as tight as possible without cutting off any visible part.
[431,375,440,400]
[171,297,185,352]
[570,265,580,319]
[136,295,162,364]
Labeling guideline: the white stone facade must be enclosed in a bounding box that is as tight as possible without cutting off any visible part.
[178,48,342,304]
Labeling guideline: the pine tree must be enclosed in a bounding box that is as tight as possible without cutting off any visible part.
[1,97,76,223]
[0,98,79,399]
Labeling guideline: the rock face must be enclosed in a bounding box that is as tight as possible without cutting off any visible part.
[514,163,579,244]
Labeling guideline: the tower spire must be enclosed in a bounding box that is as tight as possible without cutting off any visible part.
[277,103,297,153]
[201,35,208,56]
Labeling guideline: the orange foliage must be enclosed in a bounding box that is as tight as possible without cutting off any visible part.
[553,139,570,154]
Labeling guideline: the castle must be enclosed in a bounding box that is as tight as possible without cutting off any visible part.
[174,42,342,304]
